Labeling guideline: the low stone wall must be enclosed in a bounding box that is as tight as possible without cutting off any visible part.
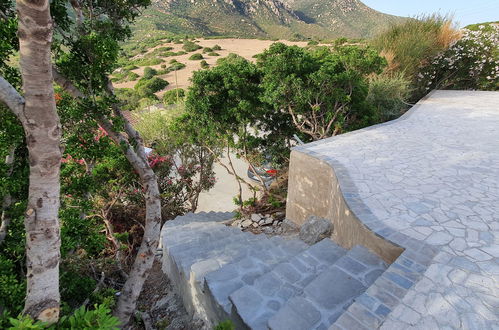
[286,150,403,264]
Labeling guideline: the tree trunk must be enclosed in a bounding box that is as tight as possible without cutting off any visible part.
[17,0,62,323]
[99,117,162,327]
[51,70,162,327]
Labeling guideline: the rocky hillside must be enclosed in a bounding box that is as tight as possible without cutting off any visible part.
[133,0,405,40]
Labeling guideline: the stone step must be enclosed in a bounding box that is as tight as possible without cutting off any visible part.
[229,239,347,329]
[162,212,288,320]
[203,236,310,322]
[268,245,388,330]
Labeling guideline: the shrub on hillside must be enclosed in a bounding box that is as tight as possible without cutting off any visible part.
[163,88,186,105]
[203,47,213,53]
[212,44,222,51]
[183,41,202,52]
[189,53,204,60]
[207,52,220,56]
[135,77,169,97]
[142,67,158,80]
[415,25,499,94]
[371,15,461,77]
[200,60,210,69]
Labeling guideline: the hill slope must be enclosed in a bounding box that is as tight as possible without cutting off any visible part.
[133,0,406,40]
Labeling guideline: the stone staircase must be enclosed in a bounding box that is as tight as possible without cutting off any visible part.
[161,212,389,329]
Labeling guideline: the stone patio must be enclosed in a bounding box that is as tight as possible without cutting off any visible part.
[293,90,499,329]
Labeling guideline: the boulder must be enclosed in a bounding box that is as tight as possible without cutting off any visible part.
[299,216,333,245]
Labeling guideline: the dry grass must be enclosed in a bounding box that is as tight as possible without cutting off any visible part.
[372,15,461,77]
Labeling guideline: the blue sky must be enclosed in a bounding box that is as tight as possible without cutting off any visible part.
[362,0,499,27]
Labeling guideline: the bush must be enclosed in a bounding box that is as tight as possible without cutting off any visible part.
[135,77,169,96]
[111,70,139,83]
[182,41,202,52]
[142,67,158,80]
[202,47,213,53]
[6,304,120,329]
[367,73,411,122]
[207,52,220,56]
[163,88,186,105]
[189,53,204,60]
[212,44,222,51]
[200,60,209,69]
[307,40,319,46]
[168,62,186,71]
[371,15,461,77]
[415,25,499,94]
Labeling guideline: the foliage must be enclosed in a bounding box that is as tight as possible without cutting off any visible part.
[115,88,158,111]
[214,320,235,330]
[182,41,202,52]
[135,112,217,216]
[162,88,186,105]
[257,43,385,145]
[135,77,169,97]
[367,73,411,122]
[142,67,158,79]
[7,304,120,330]
[189,53,204,60]
[212,44,222,51]
[111,70,139,83]
[371,15,461,77]
[415,25,499,94]
[200,60,210,69]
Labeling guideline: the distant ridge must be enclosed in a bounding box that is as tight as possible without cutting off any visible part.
[133,0,406,40]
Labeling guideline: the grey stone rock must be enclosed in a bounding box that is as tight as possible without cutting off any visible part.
[264,217,274,225]
[241,219,253,228]
[251,213,263,221]
[252,222,259,228]
[299,216,333,245]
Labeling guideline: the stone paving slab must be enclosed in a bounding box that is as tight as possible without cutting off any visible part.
[268,245,387,330]
[230,239,347,329]
[295,91,499,329]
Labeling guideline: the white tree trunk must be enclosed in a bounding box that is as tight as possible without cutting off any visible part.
[17,0,62,323]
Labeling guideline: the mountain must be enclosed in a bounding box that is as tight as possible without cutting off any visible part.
[132,0,405,40]
[281,0,405,38]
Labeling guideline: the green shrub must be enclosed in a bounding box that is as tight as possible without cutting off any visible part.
[6,304,120,330]
[200,60,209,69]
[163,88,186,105]
[123,64,138,71]
[135,77,169,96]
[207,52,220,57]
[367,73,411,122]
[182,41,202,52]
[189,53,204,60]
[307,40,319,46]
[168,62,186,71]
[214,320,235,330]
[203,47,213,53]
[212,44,222,51]
[142,67,158,80]
[371,15,460,77]
[111,70,139,83]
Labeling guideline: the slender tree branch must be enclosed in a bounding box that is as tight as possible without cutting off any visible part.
[0,76,24,118]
